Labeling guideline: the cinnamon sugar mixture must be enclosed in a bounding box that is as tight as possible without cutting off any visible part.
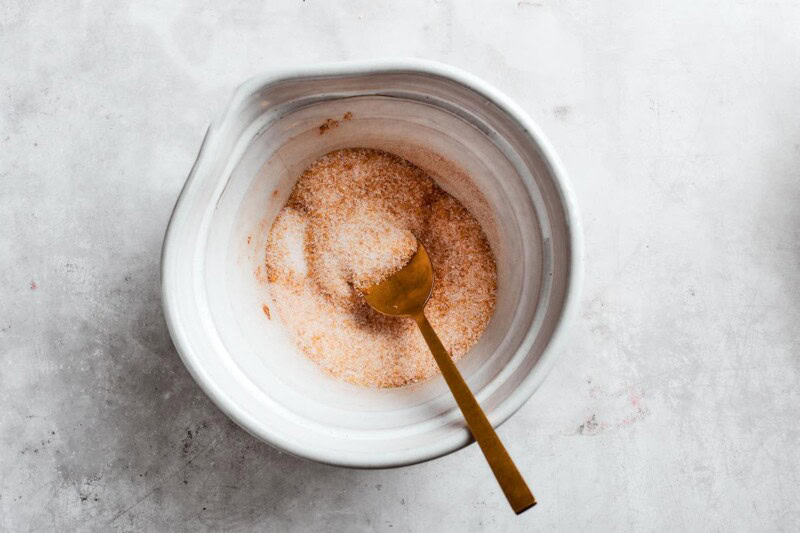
[265,148,496,387]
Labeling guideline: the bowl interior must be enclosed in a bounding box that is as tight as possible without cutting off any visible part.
[165,66,575,466]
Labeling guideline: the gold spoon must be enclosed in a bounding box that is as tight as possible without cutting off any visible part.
[363,241,536,514]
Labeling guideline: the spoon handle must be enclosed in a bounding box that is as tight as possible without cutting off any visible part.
[412,311,536,515]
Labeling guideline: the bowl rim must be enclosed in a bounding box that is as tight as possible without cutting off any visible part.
[161,58,584,468]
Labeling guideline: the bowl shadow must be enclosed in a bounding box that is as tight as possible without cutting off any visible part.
[82,257,401,530]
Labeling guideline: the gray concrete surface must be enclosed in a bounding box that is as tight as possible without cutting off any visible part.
[2,1,799,531]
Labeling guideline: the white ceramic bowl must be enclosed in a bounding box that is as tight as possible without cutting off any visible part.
[162,59,582,468]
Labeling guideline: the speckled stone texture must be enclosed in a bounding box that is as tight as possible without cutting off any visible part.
[1,1,799,531]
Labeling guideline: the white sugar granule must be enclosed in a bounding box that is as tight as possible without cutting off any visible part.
[265,148,497,388]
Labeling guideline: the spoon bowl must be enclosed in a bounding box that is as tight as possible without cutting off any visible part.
[363,243,434,316]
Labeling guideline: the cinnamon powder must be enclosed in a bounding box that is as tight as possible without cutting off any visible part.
[265,148,496,387]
